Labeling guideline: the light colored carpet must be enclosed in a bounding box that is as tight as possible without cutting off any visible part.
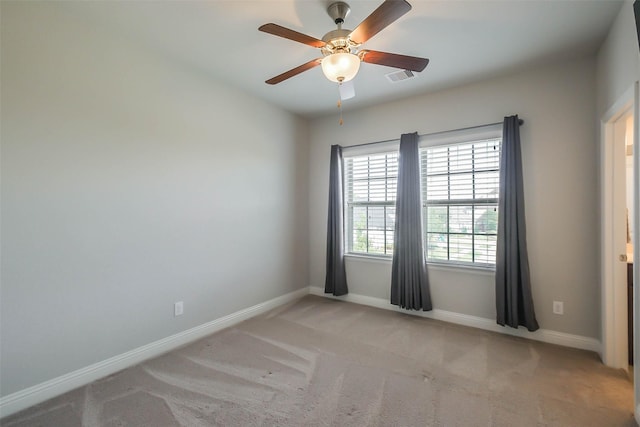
[1,295,636,426]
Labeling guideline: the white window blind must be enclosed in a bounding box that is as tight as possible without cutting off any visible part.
[421,138,501,266]
[344,151,398,256]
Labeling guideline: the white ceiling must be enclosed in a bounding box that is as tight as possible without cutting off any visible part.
[66,0,623,118]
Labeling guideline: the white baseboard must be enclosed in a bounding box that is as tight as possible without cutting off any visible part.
[0,287,308,419]
[309,286,601,353]
[0,286,602,419]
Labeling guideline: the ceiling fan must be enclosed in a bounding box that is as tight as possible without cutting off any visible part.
[258,0,429,86]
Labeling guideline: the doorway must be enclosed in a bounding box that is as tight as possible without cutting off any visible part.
[624,112,635,365]
[601,83,637,371]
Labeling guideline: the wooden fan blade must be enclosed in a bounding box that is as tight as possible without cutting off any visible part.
[360,50,429,72]
[265,58,322,85]
[259,23,326,48]
[349,0,412,45]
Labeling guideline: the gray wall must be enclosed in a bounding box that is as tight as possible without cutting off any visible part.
[309,57,599,339]
[596,0,640,116]
[0,2,309,397]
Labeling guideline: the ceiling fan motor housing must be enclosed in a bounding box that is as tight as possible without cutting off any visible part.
[322,29,353,55]
[323,2,357,56]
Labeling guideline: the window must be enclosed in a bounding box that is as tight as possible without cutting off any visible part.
[344,151,398,256]
[343,132,501,268]
[421,138,501,266]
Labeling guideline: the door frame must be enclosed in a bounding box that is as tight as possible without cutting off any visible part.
[633,81,640,425]
[600,83,636,369]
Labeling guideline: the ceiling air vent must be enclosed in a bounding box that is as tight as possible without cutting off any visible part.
[385,69,414,83]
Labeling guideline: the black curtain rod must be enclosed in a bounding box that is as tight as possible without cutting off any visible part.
[345,118,524,150]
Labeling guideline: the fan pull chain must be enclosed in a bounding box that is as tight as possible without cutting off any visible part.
[337,83,343,125]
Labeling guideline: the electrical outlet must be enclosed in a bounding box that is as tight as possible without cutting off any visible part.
[174,301,184,317]
[553,301,564,315]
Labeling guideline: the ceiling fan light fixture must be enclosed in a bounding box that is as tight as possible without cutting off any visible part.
[321,52,360,83]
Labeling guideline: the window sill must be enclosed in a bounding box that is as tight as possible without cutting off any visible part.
[427,261,496,276]
[344,253,495,275]
[344,253,392,264]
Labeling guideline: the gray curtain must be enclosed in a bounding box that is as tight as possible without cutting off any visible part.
[495,115,539,331]
[391,132,432,311]
[325,144,348,296]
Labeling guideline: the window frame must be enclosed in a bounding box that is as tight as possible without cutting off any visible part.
[420,140,501,269]
[341,125,502,270]
[418,126,501,269]
[343,149,399,257]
